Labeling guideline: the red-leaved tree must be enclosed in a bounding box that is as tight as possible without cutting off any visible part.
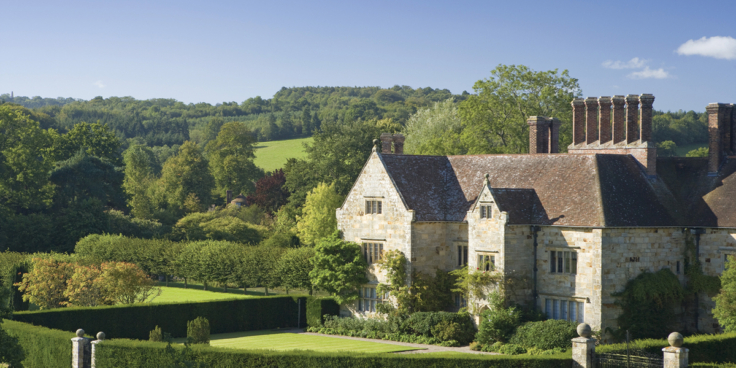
[246,169,289,214]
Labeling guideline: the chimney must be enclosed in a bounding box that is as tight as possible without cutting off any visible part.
[598,97,612,144]
[549,118,561,153]
[226,190,233,204]
[612,95,626,144]
[706,103,735,174]
[639,94,655,142]
[392,133,405,154]
[380,133,393,154]
[585,97,598,144]
[625,95,639,144]
[572,98,585,145]
[528,116,550,154]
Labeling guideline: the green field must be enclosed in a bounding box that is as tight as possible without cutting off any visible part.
[179,330,422,353]
[253,137,312,172]
[145,286,253,304]
[674,143,707,157]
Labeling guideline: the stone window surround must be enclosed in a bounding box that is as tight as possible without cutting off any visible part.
[719,247,736,271]
[478,200,494,219]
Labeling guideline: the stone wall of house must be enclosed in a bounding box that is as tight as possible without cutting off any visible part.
[467,184,507,270]
[336,152,414,316]
[410,222,467,277]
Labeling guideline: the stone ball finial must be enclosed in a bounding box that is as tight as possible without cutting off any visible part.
[76,329,85,337]
[373,139,378,145]
[484,173,490,180]
[96,332,106,341]
[577,323,591,338]
[668,332,683,347]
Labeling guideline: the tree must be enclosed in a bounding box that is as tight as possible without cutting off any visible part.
[0,105,54,213]
[158,141,215,214]
[309,232,368,304]
[63,263,107,307]
[246,169,289,215]
[123,145,159,219]
[714,257,736,332]
[276,247,315,294]
[49,121,122,165]
[15,258,75,309]
[97,262,160,304]
[657,140,678,157]
[237,245,283,295]
[459,64,581,154]
[405,98,465,155]
[687,147,709,157]
[49,150,126,210]
[296,182,344,246]
[205,122,262,198]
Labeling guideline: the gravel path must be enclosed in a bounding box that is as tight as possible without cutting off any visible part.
[295,330,499,355]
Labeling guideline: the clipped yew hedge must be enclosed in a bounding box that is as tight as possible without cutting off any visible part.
[95,338,572,368]
[2,319,79,368]
[596,332,736,363]
[306,297,339,327]
[13,296,311,340]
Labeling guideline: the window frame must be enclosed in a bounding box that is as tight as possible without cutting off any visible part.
[544,297,585,323]
[357,286,384,313]
[549,249,578,274]
[479,204,493,219]
[365,200,383,215]
[362,242,384,265]
[477,254,495,271]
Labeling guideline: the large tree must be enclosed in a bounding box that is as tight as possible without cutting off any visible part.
[459,64,581,154]
[404,98,465,155]
[49,122,122,165]
[714,257,736,332]
[296,182,343,246]
[205,122,262,199]
[309,233,368,304]
[123,145,159,219]
[158,141,215,213]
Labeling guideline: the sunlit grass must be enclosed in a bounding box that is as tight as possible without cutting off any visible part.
[253,137,312,172]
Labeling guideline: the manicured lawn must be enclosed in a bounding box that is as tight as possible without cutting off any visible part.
[253,137,312,172]
[145,286,253,304]
[180,330,423,353]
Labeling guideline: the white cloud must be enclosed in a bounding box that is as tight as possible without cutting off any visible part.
[602,57,648,69]
[677,36,736,60]
[93,80,105,88]
[627,67,671,79]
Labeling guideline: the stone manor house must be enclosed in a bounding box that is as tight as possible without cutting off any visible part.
[336,94,736,335]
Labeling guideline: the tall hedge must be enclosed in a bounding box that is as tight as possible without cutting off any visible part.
[95,339,572,368]
[2,319,78,368]
[596,332,736,363]
[13,296,307,340]
[306,297,339,327]
[401,312,476,345]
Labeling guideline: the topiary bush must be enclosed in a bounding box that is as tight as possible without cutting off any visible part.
[187,317,210,344]
[149,325,163,342]
[509,319,576,350]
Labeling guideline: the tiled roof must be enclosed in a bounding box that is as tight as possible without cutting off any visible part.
[379,153,703,227]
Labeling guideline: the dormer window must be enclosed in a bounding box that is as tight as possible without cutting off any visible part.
[480,204,493,219]
[366,200,382,214]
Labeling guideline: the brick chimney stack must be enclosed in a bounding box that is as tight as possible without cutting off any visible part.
[572,98,585,145]
[528,116,550,154]
[706,103,735,174]
[392,133,405,154]
[612,96,626,144]
[380,133,393,154]
[639,94,655,142]
[549,118,561,153]
[585,97,599,144]
[626,95,640,144]
[598,97,612,144]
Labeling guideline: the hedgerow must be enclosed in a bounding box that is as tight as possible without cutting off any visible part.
[596,332,736,363]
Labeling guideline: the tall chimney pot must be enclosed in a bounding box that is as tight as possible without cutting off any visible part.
[572,99,585,145]
[549,118,561,153]
[707,103,732,174]
[611,96,626,144]
[598,97,612,144]
[392,134,405,154]
[527,116,550,154]
[585,97,599,144]
[639,94,655,142]
[380,133,393,154]
[625,95,640,144]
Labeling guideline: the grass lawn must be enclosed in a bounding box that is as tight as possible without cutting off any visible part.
[674,143,707,157]
[178,330,423,353]
[145,286,253,304]
[253,137,312,172]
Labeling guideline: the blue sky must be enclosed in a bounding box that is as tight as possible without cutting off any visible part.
[2,0,734,111]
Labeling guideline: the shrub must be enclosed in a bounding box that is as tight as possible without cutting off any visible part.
[187,317,210,344]
[149,325,163,342]
[14,258,75,309]
[596,332,736,363]
[2,320,75,368]
[401,312,476,345]
[498,343,527,355]
[306,297,339,327]
[431,320,462,342]
[509,319,577,351]
[475,294,521,344]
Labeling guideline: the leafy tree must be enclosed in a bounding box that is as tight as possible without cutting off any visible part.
[275,247,315,294]
[49,121,122,165]
[309,232,368,304]
[97,262,161,304]
[657,140,678,157]
[237,245,283,295]
[158,141,215,214]
[0,105,54,212]
[459,64,581,154]
[245,169,289,214]
[714,257,736,332]
[15,258,75,309]
[197,241,241,291]
[405,98,465,155]
[450,266,502,315]
[63,263,107,307]
[49,150,126,209]
[475,291,522,344]
[296,182,344,246]
[687,147,709,158]
[123,145,160,219]
[173,211,265,244]
[205,122,263,198]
